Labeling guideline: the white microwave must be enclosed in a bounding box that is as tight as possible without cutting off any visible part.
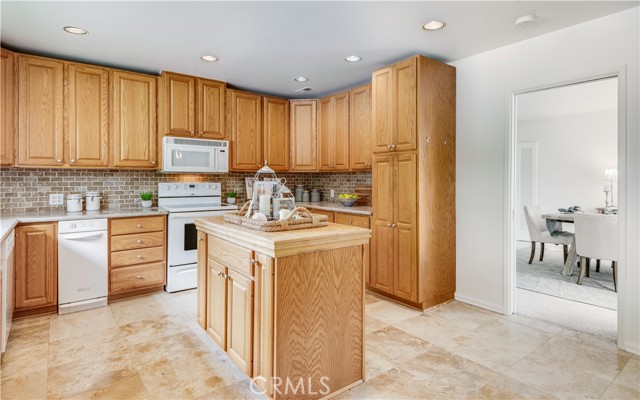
[162,137,229,173]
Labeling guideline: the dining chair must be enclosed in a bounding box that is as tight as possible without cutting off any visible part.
[573,214,618,291]
[523,205,574,264]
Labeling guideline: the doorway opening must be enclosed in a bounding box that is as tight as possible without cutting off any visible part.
[512,77,619,342]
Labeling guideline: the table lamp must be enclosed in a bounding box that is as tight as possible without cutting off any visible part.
[604,168,617,207]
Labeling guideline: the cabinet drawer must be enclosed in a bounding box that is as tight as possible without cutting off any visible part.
[208,235,253,277]
[335,213,370,229]
[110,216,165,236]
[111,246,165,268]
[111,231,165,251]
[308,208,335,223]
[110,262,166,293]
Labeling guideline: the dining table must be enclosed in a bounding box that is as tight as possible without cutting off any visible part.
[541,212,578,276]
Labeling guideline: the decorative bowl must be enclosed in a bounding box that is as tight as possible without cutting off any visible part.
[339,197,359,207]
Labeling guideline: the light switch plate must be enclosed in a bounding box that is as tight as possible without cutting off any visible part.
[330,189,335,198]
[49,193,64,206]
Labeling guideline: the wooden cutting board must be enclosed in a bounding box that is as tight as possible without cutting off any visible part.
[354,185,371,206]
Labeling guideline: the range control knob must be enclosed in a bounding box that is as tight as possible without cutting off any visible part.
[206,184,211,189]
[173,184,179,189]
[71,224,77,229]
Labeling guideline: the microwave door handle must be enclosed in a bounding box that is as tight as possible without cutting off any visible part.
[212,149,218,171]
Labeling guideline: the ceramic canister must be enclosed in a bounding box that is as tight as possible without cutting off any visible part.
[67,194,83,213]
[85,191,101,211]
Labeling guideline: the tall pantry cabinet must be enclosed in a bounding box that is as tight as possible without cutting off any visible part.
[369,55,456,310]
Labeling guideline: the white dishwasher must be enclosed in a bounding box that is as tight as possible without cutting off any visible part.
[58,219,108,314]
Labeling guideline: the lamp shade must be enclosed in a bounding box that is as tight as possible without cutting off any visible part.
[604,168,618,180]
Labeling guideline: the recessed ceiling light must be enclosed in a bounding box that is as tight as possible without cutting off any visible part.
[422,20,446,31]
[345,55,361,62]
[514,14,537,27]
[201,55,218,62]
[294,77,309,82]
[63,26,88,35]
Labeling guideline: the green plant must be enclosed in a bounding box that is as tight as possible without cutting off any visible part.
[226,191,237,198]
[140,191,153,201]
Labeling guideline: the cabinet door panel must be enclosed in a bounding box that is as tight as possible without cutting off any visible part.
[333,91,350,170]
[18,56,64,166]
[252,253,274,396]
[207,259,227,349]
[370,154,394,293]
[15,223,57,310]
[197,78,225,139]
[226,269,253,375]
[112,71,157,168]
[230,90,262,171]
[317,97,332,171]
[164,73,195,136]
[371,67,394,153]
[394,58,417,152]
[394,153,418,301]
[197,232,207,329]
[1,49,15,166]
[67,63,110,167]
[263,97,289,171]
[290,100,317,171]
[349,84,371,170]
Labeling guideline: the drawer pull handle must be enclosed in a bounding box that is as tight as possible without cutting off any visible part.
[251,259,256,265]
[216,271,228,279]
[136,275,144,279]
[136,255,143,259]
[136,240,142,244]
[137,224,142,228]
[198,237,204,242]
[348,221,352,224]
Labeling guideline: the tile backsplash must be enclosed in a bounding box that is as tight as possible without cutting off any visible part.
[0,168,371,213]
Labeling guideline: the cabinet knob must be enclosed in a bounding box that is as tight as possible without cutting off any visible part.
[70,159,76,163]
[56,159,62,163]
[136,275,144,279]
[151,160,157,165]
[136,255,142,259]
[198,237,204,242]
[136,240,142,244]
[392,224,397,228]
[387,144,392,149]
[387,223,392,227]
[348,221,353,225]
[390,144,396,149]
[137,224,142,228]
[198,131,204,136]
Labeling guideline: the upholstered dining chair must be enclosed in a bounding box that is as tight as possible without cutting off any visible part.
[574,213,618,291]
[523,205,574,264]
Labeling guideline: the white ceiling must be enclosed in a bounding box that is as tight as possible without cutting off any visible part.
[517,77,618,121]
[1,1,637,98]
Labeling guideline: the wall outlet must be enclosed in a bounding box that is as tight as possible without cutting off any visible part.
[330,189,335,198]
[49,193,64,206]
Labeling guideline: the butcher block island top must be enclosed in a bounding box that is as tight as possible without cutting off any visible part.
[194,217,371,399]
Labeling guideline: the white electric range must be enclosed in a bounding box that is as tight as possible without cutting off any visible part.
[158,182,237,292]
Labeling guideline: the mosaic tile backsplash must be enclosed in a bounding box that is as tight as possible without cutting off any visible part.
[0,168,371,213]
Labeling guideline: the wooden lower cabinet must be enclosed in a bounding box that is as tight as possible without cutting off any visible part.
[196,231,207,329]
[226,269,254,375]
[108,215,166,301]
[14,223,57,317]
[206,258,227,348]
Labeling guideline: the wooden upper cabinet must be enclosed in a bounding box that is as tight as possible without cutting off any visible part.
[349,84,372,170]
[372,67,394,153]
[17,55,64,166]
[112,71,158,168]
[162,72,196,136]
[66,63,110,167]
[197,78,226,139]
[372,57,417,153]
[228,90,262,171]
[394,57,417,152]
[262,96,289,171]
[15,223,57,311]
[317,91,349,171]
[290,100,317,171]
[1,49,15,166]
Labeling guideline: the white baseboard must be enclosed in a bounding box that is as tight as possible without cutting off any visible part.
[454,293,506,315]
[619,338,640,356]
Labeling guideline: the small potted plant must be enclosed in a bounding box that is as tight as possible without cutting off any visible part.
[140,191,153,208]
[226,191,237,204]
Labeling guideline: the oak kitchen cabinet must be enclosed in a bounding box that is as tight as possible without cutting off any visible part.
[196,217,369,399]
[369,56,456,310]
[262,96,290,171]
[112,70,158,168]
[14,223,57,318]
[349,84,372,170]
[160,71,226,139]
[317,91,349,171]
[289,99,317,172]
[372,57,417,153]
[17,55,65,166]
[1,49,15,166]
[228,89,262,171]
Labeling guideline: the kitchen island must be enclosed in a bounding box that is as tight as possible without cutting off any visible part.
[195,216,370,399]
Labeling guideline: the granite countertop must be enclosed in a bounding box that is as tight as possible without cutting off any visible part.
[0,208,168,243]
[296,201,373,216]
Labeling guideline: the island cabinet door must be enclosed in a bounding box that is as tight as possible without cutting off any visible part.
[226,269,254,375]
[252,253,274,396]
[207,259,227,349]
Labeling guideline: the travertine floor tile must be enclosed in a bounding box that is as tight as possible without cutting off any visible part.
[110,296,177,326]
[366,326,431,365]
[1,341,48,379]
[65,373,151,400]
[47,357,136,399]
[613,358,640,392]
[49,307,119,341]
[365,300,420,325]
[558,328,624,355]
[467,374,559,399]
[6,315,50,350]
[600,382,640,400]
[364,292,382,305]
[364,315,389,334]
[48,327,127,368]
[130,331,210,367]
[0,369,47,400]
[365,350,395,380]
[120,314,189,346]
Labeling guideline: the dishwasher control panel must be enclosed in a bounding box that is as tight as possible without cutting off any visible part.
[58,219,108,234]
